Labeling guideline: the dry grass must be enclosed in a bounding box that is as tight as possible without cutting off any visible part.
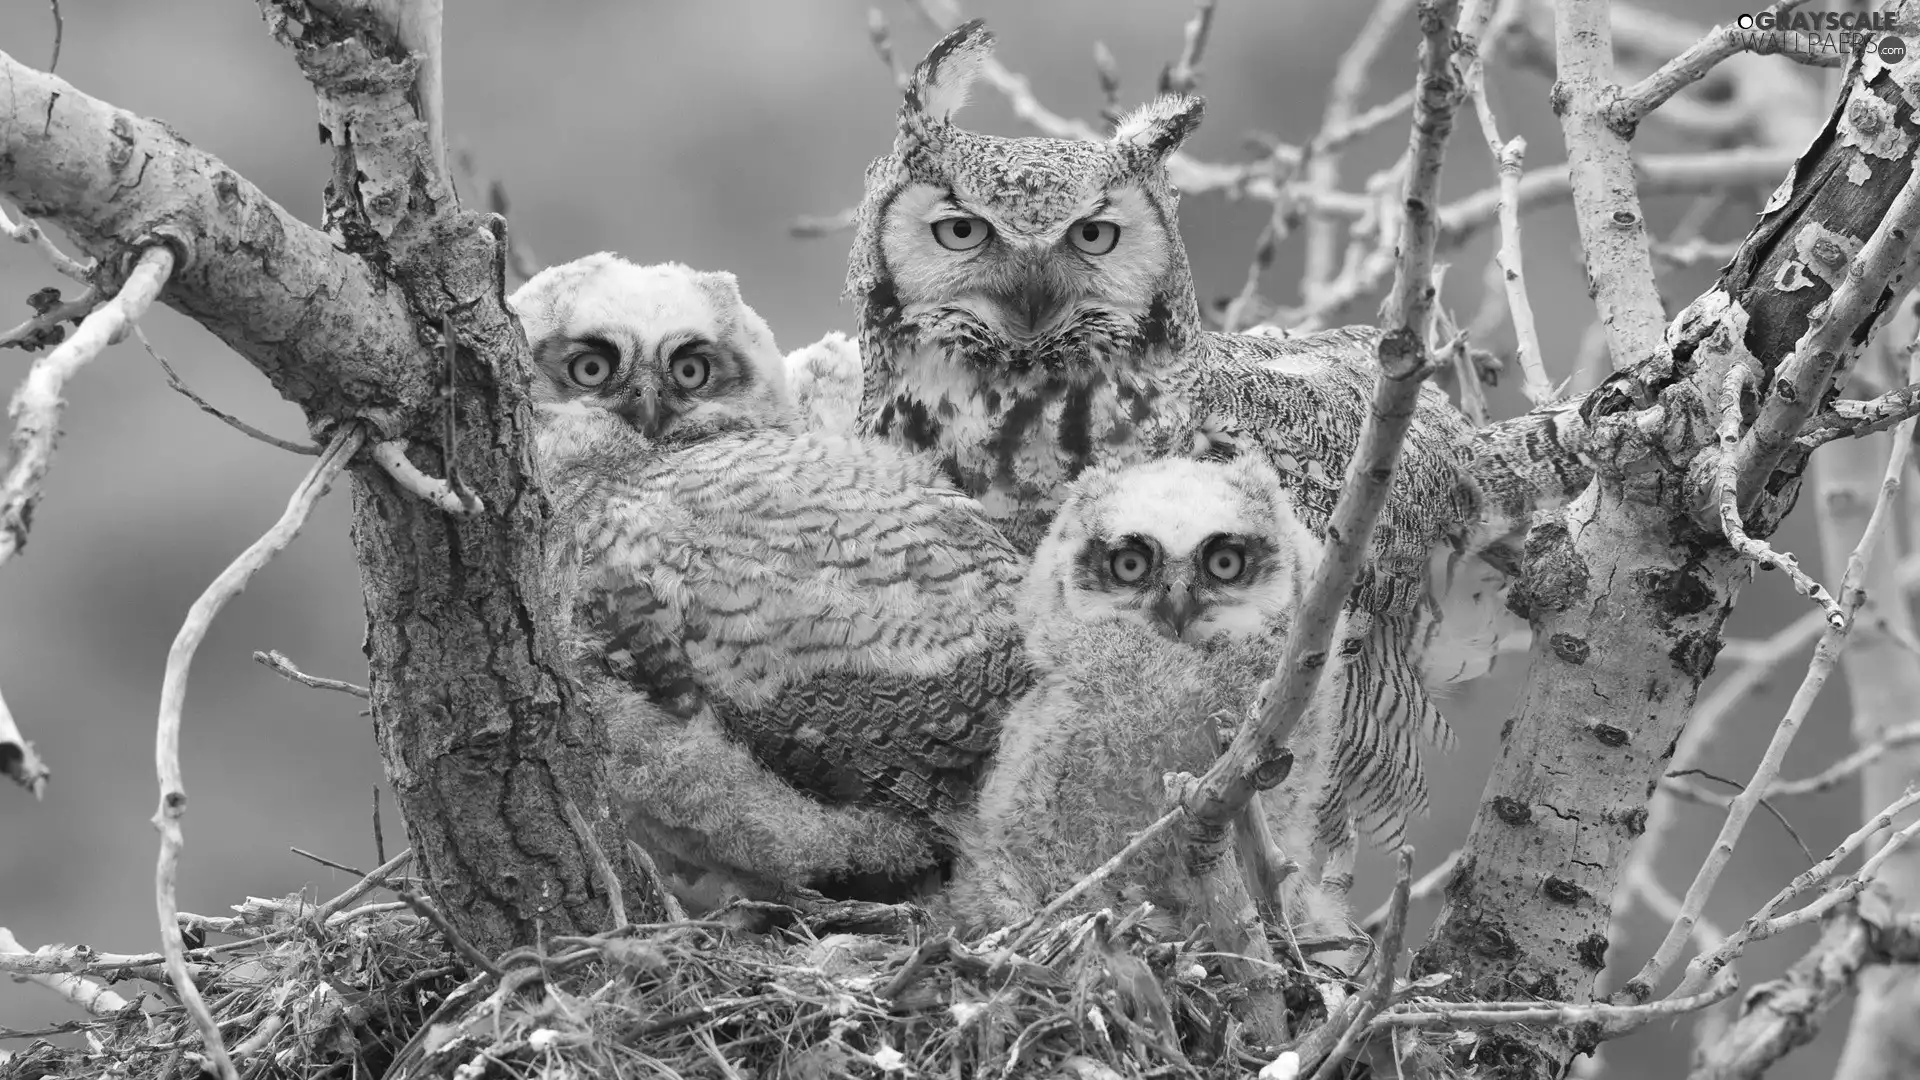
[4,882,1367,1080]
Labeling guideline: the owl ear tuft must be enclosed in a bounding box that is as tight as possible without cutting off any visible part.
[897,19,993,154]
[1110,94,1205,161]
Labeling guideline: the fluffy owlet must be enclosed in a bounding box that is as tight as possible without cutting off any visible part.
[847,21,1522,843]
[512,254,1033,903]
[945,455,1357,964]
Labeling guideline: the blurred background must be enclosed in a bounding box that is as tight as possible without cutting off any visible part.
[0,1,1897,1076]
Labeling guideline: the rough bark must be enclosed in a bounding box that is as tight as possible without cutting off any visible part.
[0,9,638,956]
[1416,13,1920,1077]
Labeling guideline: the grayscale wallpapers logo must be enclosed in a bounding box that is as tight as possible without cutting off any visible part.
[1732,9,1905,63]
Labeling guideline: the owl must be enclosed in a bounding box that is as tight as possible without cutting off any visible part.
[511,254,1035,904]
[846,20,1525,844]
[945,455,1358,967]
[783,329,865,434]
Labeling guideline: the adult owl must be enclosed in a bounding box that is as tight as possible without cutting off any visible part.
[512,254,1033,904]
[847,21,1523,843]
[946,455,1358,968]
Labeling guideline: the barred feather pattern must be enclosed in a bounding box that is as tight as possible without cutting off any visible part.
[844,20,1567,846]
[557,422,1034,853]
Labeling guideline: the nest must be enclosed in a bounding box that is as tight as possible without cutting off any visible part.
[3,882,1372,1080]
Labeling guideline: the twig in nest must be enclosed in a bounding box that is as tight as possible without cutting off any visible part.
[1158,0,1218,95]
[290,847,364,876]
[252,648,370,699]
[0,199,92,283]
[625,840,687,923]
[992,806,1186,957]
[1626,381,1919,1003]
[312,847,414,922]
[1733,146,1920,508]
[373,786,387,865]
[396,890,503,979]
[0,286,96,352]
[371,440,482,515]
[152,421,368,1080]
[1609,0,1814,133]
[1712,366,1846,626]
[1379,969,1739,1034]
[0,926,133,1017]
[1362,848,1458,934]
[1302,846,1415,1080]
[0,677,49,797]
[562,798,628,930]
[1,244,174,569]
[1678,787,1920,998]
[138,328,321,455]
[1181,0,1463,862]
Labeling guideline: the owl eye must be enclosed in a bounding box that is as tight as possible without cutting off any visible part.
[669,352,711,390]
[1204,544,1246,582]
[1109,546,1152,583]
[1068,219,1120,255]
[567,351,615,388]
[931,217,991,251]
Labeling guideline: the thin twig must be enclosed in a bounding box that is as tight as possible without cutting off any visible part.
[0,199,92,283]
[371,440,482,516]
[1798,380,1920,451]
[1626,384,1918,1002]
[1181,0,1463,852]
[289,847,364,877]
[2,245,174,569]
[0,676,49,797]
[152,422,368,1080]
[1610,0,1814,132]
[396,890,503,979]
[1380,969,1739,1033]
[1362,849,1459,934]
[1767,722,1920,798]
[138,328,321,455]
[252,649,370,699]
[1681,788,1920,996]
[373,786,387,866]
[562,798,628,930]
[1307,846,1415,1080]
[998,807,1185,956]
[1761,811,1920,938]
[312,847,414,922]
[0,287,96,352]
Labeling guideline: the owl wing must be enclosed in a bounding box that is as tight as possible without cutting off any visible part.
[1190,327,1504,845]
[576,430,1034,835]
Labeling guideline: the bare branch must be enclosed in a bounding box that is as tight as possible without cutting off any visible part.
[1552,0,1670,373]
[0,927,133,1018]
[137,328,321,455]
[1631,397,1918,1001]
[1,245,174,569]
[1690,891,1920,1080]
[0,677,48,798]
[1610,0,1815,133]
[1767,723,1920,798]
[251,649,371,699]
[1799,379,1920,450]
[371,439,483,515]
[0,286,95,352]
[625,839,688,924]
[0,199,92,283]
[1362,849,1459,934]
[1381,970,1738,1034]
[562,798,628,930]
[1158,0,1218,96]
[1301,0,1420,301]
[1182,0,1463,850]
[1305,847,1414,1080]
[152,422,368,1080]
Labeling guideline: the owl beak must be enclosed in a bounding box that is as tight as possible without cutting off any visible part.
[1150,581,1201,642]
[615,383,658,438]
